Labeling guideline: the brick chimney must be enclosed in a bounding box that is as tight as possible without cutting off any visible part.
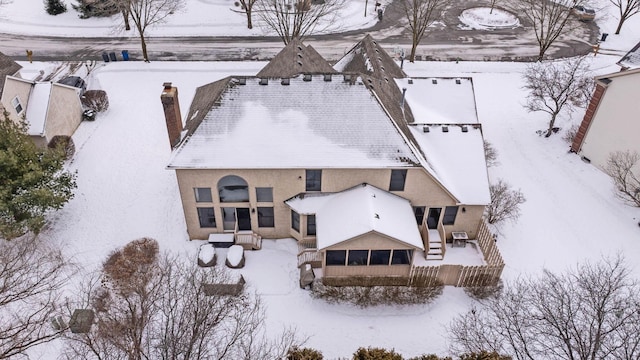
[161,82,183,148]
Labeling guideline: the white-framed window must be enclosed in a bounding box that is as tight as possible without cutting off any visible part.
[11,96,23,114]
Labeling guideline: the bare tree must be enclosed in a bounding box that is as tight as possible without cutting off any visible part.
[449,256,640,360]
[120,0,185,62]
[401,0,450,62]
[489,0,500,14]
[604,150,640,207]
[610,0,640,34]
[485,179,526,225]
[256,0,345,44]
[515,0,582,61]
[483,140,499,167]
[64,238,301,360]
[523,56,593,137]
[0,234,71,359]
[232,0,259,29]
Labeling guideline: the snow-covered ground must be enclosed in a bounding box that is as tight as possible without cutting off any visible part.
[0,0,382,37]
[3,0,640,358]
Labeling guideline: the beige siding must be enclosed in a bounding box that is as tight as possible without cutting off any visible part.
[1,77,31,122]
[580,71,640,171]
[175,167,484,240]
[43,85,83,144]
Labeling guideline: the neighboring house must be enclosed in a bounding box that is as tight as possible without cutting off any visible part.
[571,68,640,170]
[162,36,498,283]
[0,76,83,148]
[0,52,22,111]
[616,40,640,71]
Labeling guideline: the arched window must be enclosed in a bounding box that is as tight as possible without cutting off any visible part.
[218,175,249,202]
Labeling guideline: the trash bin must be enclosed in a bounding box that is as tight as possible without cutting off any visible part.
[121,50,129,61]
[601,33,609,42]
[109,52,117,61]
[102,52,109,62]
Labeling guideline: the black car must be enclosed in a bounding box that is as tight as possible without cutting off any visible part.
[58,76,87,95]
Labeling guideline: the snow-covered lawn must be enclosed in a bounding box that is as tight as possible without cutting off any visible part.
[14,51,634,358]
[0,0,382,37]
[4,0,640,358]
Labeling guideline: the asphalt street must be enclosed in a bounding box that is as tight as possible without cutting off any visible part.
[0,0,600,62]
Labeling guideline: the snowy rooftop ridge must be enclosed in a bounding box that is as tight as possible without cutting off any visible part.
[168,74,421,169]
[409,123,490,205]
[395,77,479,124]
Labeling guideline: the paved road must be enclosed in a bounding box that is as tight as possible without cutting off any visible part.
[0,0,599,62]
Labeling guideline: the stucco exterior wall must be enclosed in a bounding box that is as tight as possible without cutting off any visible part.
[43,84,82,144]
[175,167,485,241]
[579,71,640,171]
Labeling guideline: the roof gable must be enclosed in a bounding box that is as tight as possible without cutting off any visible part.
[334,34,406,79]
[256,38,336,78]
[287,184,424,250]
[0,52,21,96]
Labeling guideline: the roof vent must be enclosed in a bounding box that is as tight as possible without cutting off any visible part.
[259,78,268,85]
[238,78,246,85]
[432,79,438,84]
[324,74,332,82]
[423,126,430,133]
[297,45,303,51]
[297,53,303,58]
[461,126,468,132]
[408,78,413,84]
[442,126,449,132]
[297,60,303,66]
[281,78,290,86]
[455,79,461,84]
[163,82,172,90]
[303,74,312,82]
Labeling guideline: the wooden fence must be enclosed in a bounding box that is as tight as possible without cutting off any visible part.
[409,221,504,287]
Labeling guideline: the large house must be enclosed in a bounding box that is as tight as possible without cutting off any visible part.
[1,76,83,148]
[571,42,640,170]
[162,36,496,282]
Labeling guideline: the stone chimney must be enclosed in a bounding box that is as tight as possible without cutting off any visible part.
[161,82,183,148]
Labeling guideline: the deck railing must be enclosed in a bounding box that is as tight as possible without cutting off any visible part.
[410,220,504,287]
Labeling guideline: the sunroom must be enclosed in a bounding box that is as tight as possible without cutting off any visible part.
[285,183,425,278]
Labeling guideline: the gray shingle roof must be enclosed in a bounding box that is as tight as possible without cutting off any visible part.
[256,38,337,78]
[618,40,640,70]
[0,52,22,96]
[168,74,420,169]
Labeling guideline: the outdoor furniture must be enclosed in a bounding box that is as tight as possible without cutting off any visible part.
[451,231,469,248]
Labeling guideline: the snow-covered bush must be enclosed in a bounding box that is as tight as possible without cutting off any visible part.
[45,0,67,15]
[81,90,109,112]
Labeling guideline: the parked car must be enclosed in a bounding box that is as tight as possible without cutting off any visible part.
[572,5,595,21]
[58,76,87,95]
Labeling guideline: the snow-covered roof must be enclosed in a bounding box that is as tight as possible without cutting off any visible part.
[25,82,52,136]
[409,124,490,205]
[168,75,421,169]
[617,40,640,70]
[395,78,478,124]
[286,184,425,250]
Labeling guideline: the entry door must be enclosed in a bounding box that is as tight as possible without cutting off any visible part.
[236,208,251,231]
[426,208,442,229]
[222,207,236,231]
